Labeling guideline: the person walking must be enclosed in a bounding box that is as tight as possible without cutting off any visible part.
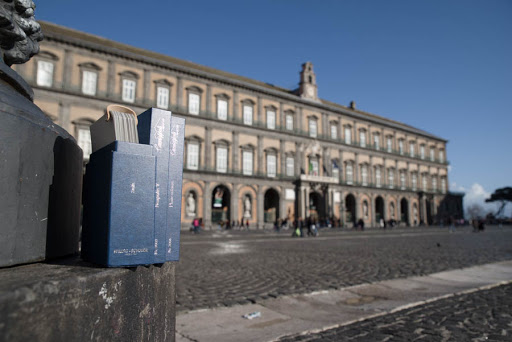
[245,219,250,230]
[192,217,200,234]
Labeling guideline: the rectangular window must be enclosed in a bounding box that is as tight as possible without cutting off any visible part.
[388,169,394,188]
[37,60,54,87]
[242,150,253,175]
[187,143,199,170]
[374,134,380,150]
[410,142,415,157]
[122,79,136,103]
[360,131,366,147]
[375,167,381,188]
[217,99,228,120]
[441,178,446,194]
[267,110,276,129]
[387,137,392,152]
[267,154,276,177]
[82,70,97,95]
[309,119,317,138]
[399,140,404,155]
[156,86,169,109]
[77,127,92,161]
[331,124,337,139]
[361,165,368,185]
[188,93,200,115]
[346,164,353,184]
[309,159,319,176]
[432,177,437,191]
[286,114,293,130]
[400,171,406,190]
[439,150,444,163]
[332,162,340,180]
[420,145,425,160]
[286,157,294,177]
[412,173,417,191]
[216,146,227,173]
[430,148,435,161]
[422,175,427,191]
[243,105,253,125]
[344,127,352,144]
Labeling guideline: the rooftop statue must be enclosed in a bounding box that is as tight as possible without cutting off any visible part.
[0,0,43,66]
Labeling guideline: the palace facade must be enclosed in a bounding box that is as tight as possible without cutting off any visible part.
[13,21,462,229]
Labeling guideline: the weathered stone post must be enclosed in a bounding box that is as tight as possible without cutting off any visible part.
[0,2,176,341]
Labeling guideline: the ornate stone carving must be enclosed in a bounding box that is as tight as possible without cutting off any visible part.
[0,0,43,66]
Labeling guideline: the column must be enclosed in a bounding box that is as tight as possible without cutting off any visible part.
[257,96,262,126]
[280,139,285,177]
[176,76,183,108]
[383,195,389,221]
[107,60,115,99]
[355,193,361,221]
[62,49,73,89]
[143,69,151,106]
[205,127,212,170]
[371,194,376,227]
[299,186,306,219]
[395,160,399,189]
[383,157,387,187]
[257,135,263,175]
[369,156,374,186]
[232,131,239,173]
[339,149,344,183]
[322,147,329,176]
[203,182,212,230]
[233,90,239,120]
[279,187,286,221]
[205,83,212,115]
[297,107,303,132]
[322,112,328,138]
[421,196,427,226]
[354,153,359,184]
[296,142,303,175]
[279,102,284,129]
[305,186,310,218]
[406,161,410,189]
[58,102,71,133]
[257,186,264,229]
[340,191,345,227]
[231,184,239,223]
[408,198,413,226]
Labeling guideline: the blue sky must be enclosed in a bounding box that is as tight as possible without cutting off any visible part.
[36,0,511,214]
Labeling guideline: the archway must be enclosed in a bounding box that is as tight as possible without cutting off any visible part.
[375,196,384,222]
[309,191,325,222]
[400,198,409,225]
[345,194,356,225]
[264,188,280,223]
[211,185,230,224]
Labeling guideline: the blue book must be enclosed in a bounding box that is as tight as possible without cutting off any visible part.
[82,141,156,267]
[166,116,185,261]
[137,108,172,263]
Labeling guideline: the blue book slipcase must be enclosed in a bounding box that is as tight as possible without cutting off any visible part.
[166,116,185,261]
[137,108,172,263]
[82,141,156,267]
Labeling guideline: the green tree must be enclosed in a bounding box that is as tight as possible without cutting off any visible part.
[485,187,512,217]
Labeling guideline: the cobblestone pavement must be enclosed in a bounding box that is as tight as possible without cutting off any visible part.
[277,283,512,342]
[176,226,512,312]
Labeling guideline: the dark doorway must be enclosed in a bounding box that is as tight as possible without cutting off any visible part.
[375,196,384,222]
[211,185,230,224]
[426,198,433,225]
[264,188,279,222]
[400,198,409,225]
[345,194,356,225]
[309,191,325,222]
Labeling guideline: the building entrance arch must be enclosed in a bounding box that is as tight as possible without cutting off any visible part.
[345,194,356,225]
[309,191,325,222]
[400,198,409,225]
[264,188,279,223]
[375,196,384,222]
[211,185,230,224]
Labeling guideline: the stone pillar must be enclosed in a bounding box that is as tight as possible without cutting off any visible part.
[107,60,115,99]
[322,147,329,176]
[305,186,310,218]
[299,186,306,219]
[383,195,389,221]
[257,96,262,126]
[371,194,376,227]
[421,196,427,226]
[257,186,264,229]
[295,142,303,175]
[355,193,361,221]
[233,90,239,120]
[279,102,284,129]
[383,157,387,187]
[369,156,374,185]
[408,198,414,226]
[257,135,263,176]
[204,182,212,229]
[62,49,73,89]
[395,160,399,188]
[232,131,239,173]
[297,107,303,132]
[280,139,285,176]
[279,187,286,220]
[231,184,239,223]
[340,191,345,227]
[143,69,151,106]
[58,102,71,133]
[205,127,212,170]
[176,76,183,108]
[206,83,212,115]
[339,149,344,183]
[322,112,328,138]
[354,153,359,184]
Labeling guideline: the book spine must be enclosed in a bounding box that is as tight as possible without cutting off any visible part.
[166,117,185,261]
[137,108,172,264]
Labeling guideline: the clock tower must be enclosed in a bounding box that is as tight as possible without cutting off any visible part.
[299,62,319,101]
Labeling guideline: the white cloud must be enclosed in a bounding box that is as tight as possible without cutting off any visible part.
[462,183,497,214]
